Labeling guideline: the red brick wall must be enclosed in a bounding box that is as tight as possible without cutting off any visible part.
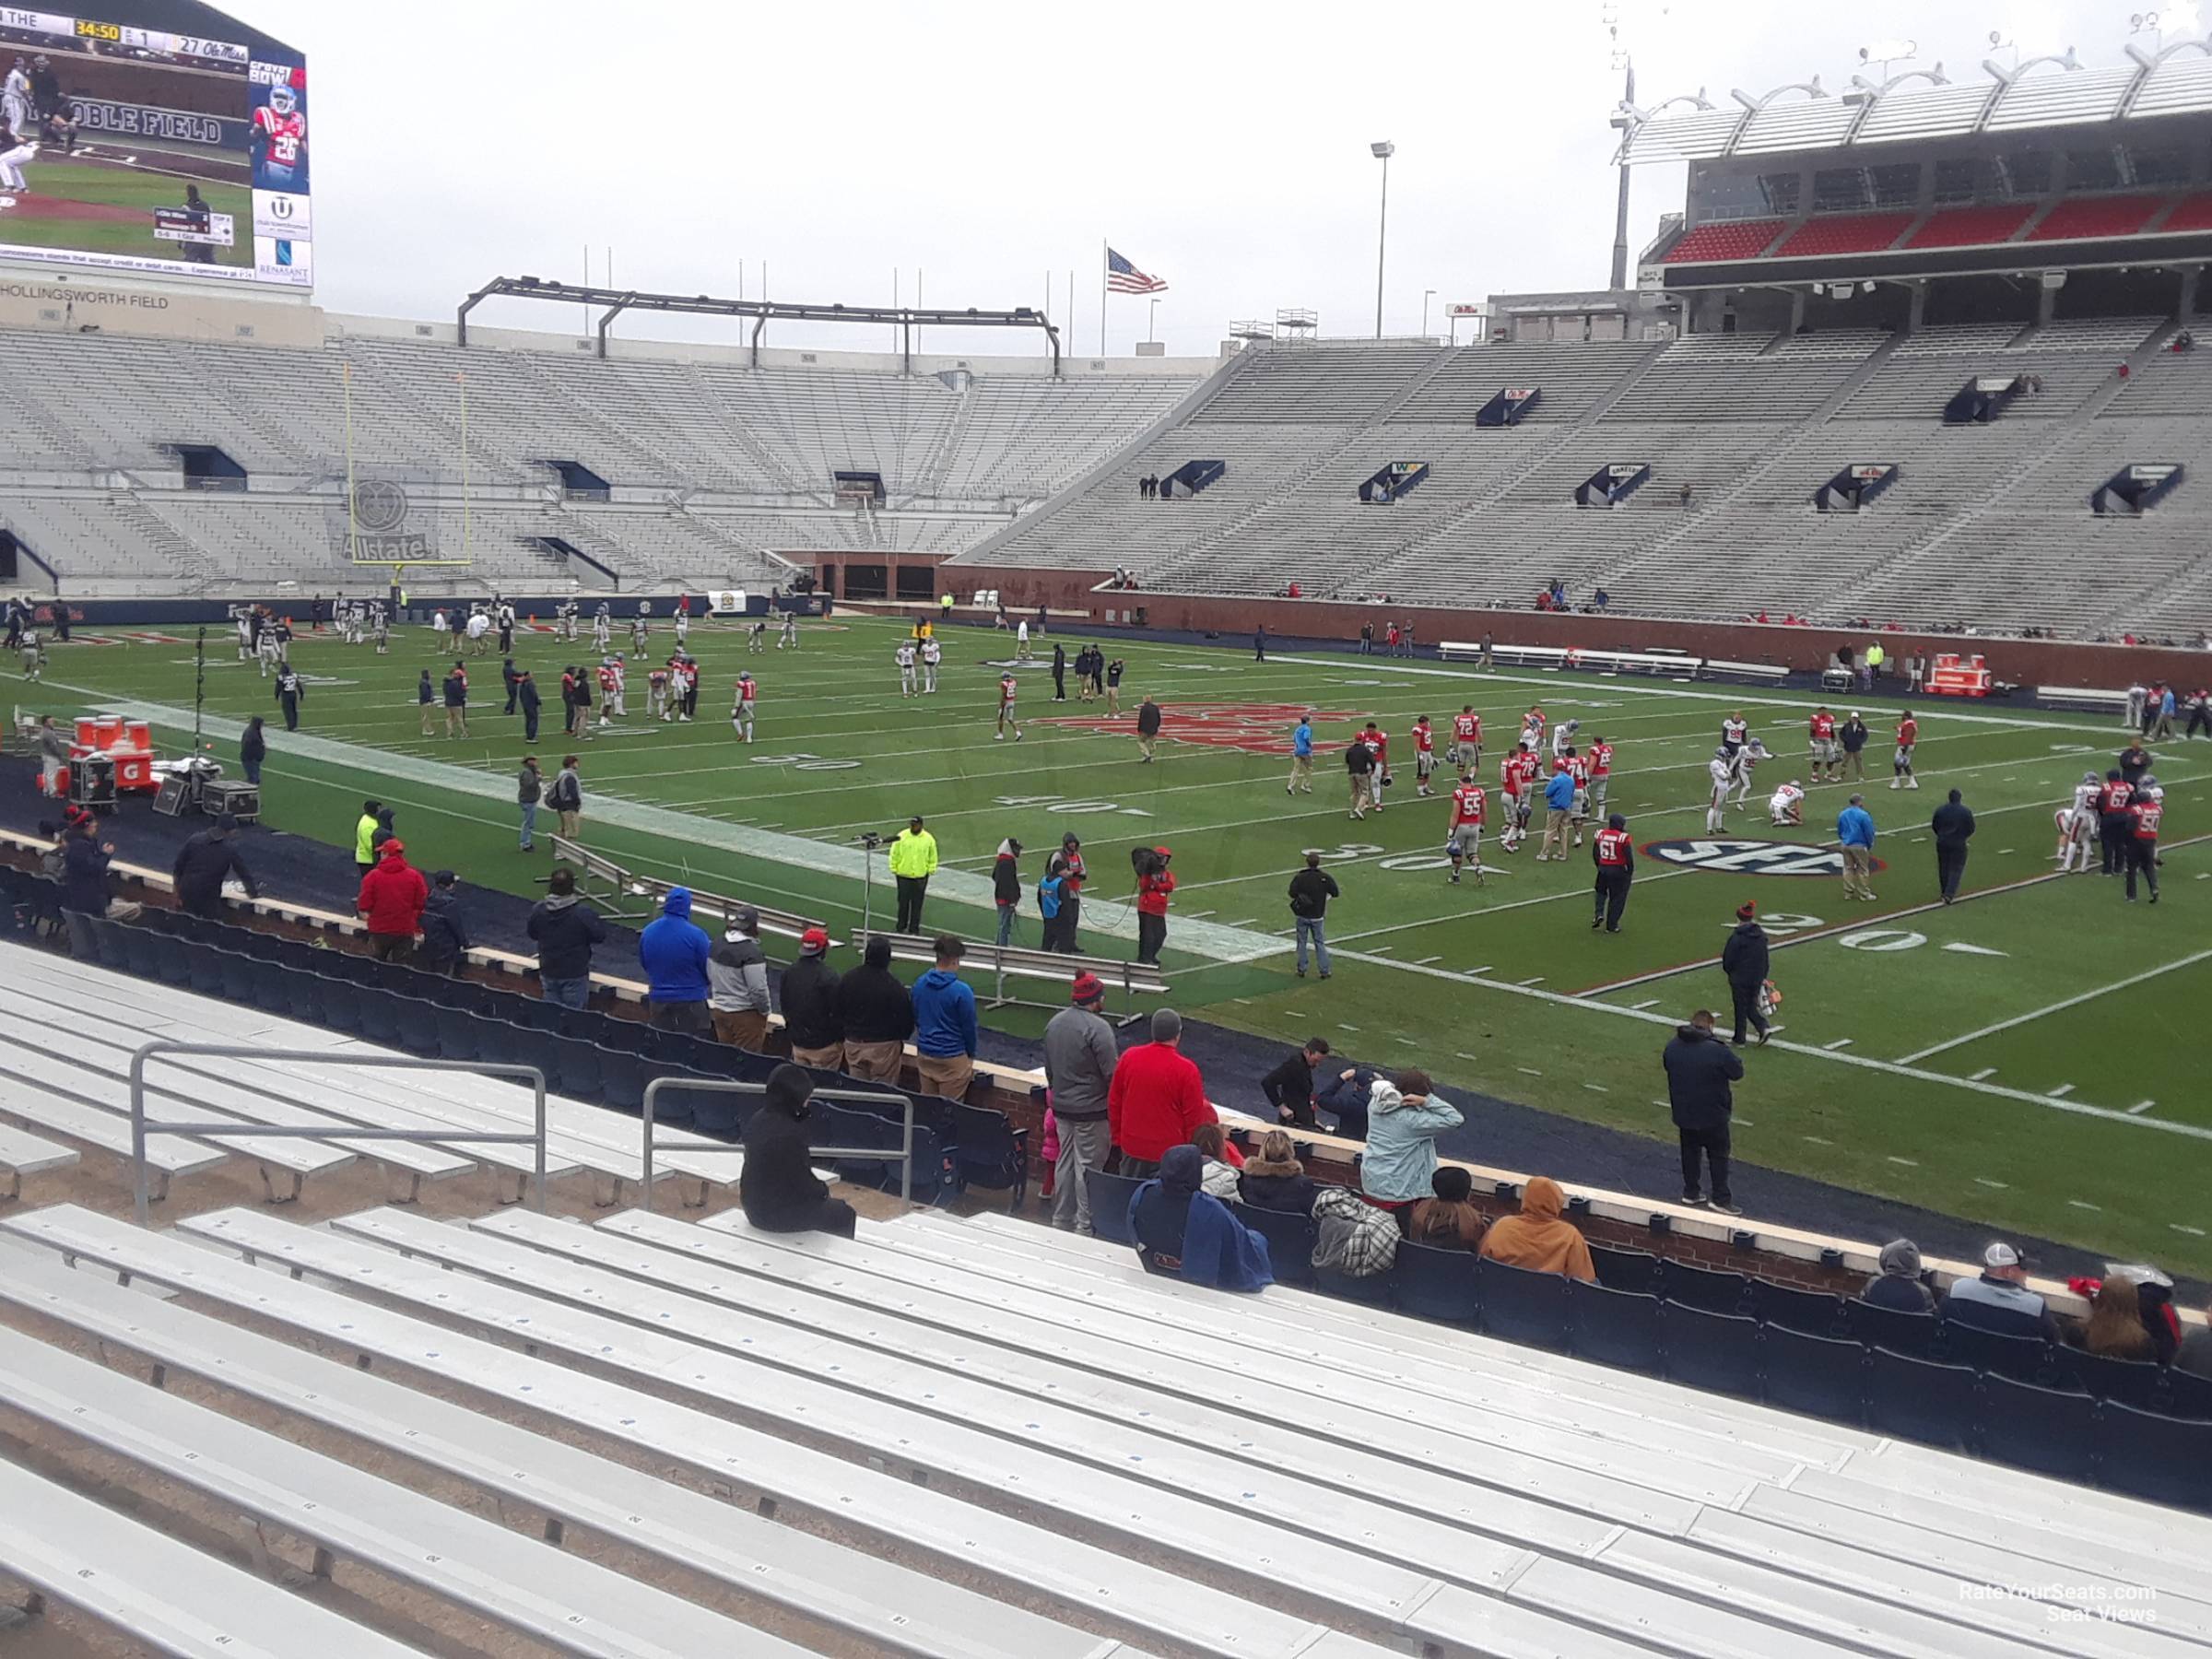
[934,567,2209,690]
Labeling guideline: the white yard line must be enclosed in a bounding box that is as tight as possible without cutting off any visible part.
[1322,946,2212,1143]
[1895,948,2212,1064]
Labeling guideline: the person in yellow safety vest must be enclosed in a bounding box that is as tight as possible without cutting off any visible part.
[353,799,383,880]
[888,814,939,934]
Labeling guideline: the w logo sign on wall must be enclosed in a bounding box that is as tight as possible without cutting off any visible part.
[1641,838,1885,877]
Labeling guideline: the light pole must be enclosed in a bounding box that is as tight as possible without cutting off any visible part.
[1147,297,1159,344]
[1421,288,1437,338]
[1371,140,1395,339]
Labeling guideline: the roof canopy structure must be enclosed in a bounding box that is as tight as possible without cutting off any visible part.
[1618,39,2212,165]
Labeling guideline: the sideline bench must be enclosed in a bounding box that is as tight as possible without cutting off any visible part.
[2036,685,2130,716]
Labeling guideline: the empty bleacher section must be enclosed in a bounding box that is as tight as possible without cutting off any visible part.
[0,322,1202,594]
[955,311,2212,636]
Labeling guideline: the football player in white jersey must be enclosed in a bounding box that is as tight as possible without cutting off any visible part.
[1730,736,1768,808]
[1768,778,1806,826]
[1705,747,1733,833]
[2052,771,2100,872]
[895,641,918,696]
[1549,717,1580,761]
[920,636,941,693]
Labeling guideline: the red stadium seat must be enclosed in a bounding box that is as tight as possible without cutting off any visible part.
[1773,212,1916,257]
[1906,203,2036,248]
[2159,191,2212,232]
[1661,218,1785,264]
[2028,194,2164,241]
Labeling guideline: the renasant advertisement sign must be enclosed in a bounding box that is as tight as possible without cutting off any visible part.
[0,3,311,288]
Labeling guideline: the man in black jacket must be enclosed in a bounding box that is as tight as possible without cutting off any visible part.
[1259,1037,1333,1127]
[739,1064,856,1239]
[517,670,542,742]
[525,867,606,1010]
[61,818,141,921]
[1052,641,1067,700]
[501,656,521,715]
[779,927,844,1069]
[171,816,257,918]
[1930,788,1975,904]
[1136,697,1163,762]
[1662,1010,1745,1213]
[416,870,471,975]
[1720,901,1770,1047]
[1288,851,1339,979]
[836,934,915,1084]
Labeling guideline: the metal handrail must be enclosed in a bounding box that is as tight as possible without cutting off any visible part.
[129,1042,549,1227]
[641,1077,917,1213]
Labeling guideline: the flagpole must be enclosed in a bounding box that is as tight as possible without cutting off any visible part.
[1100,240,1108,359]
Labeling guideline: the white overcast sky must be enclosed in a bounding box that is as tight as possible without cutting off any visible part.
[238,0,2187,357]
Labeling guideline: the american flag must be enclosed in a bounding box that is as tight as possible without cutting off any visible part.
[1106,247,1168,294]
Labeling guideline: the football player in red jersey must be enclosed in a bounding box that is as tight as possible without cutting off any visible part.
[731,671,758,742]
[1446,771,1487,885]
[1450,705,1482,772]
[1808,706,1839,783]
[2124,785,2161,903]
[1561,747,1594,846]
[1890,712,1919,790]
[2098,770,2136,874]
[1360,721,1391,810]
[1591,812,1634,932]
[1585,734,1614,818]
[995,672,1022,741]
[1500,743,1536,852]
[1411,715,1437,796]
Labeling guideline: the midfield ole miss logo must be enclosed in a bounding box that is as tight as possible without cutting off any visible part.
[1641,838,1887,877]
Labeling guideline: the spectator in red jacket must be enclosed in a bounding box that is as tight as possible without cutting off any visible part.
[356,839,429,962]
[1108,1006,1212,1179]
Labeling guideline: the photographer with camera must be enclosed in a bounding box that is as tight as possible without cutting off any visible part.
[1132,844,1175,966]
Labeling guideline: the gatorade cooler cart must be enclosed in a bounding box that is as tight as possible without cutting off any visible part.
[1927,653,1994,698]
[72,713,159,794]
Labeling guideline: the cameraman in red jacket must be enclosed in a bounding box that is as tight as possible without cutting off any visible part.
[356,839,429,962]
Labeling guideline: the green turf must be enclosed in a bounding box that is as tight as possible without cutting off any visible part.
[3,159,252,267]
[28,615,2211,1271]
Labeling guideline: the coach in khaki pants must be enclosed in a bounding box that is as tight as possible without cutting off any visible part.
[1836,794,1878,900]
[910,935,979,1100]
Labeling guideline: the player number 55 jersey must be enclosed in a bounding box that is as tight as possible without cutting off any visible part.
[1451,782,1485,825]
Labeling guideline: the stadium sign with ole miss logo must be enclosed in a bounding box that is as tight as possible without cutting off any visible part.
[1641,838,1887,877]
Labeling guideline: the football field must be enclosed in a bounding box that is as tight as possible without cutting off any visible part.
[30,613,2210,1271]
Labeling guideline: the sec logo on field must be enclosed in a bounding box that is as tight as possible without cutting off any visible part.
[1640,838,1887,877]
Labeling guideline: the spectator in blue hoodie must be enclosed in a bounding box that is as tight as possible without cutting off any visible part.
[639,887,712,1032]
[910,934,978,1100]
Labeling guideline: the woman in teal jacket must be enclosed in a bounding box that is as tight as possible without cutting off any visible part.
[1358,1069,1465,1217]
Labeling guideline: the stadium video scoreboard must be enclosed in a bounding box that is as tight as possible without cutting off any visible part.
[0,4,312,288]
[0,8,251,65]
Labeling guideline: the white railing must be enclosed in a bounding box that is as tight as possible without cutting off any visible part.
[128,1042,549,1227]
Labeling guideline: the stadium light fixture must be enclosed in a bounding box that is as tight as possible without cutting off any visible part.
[1371,141,1396,340]
[1422,288,1437,337]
